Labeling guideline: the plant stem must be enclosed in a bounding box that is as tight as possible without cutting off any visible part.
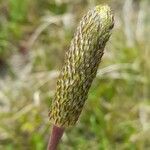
[47,125,64,150]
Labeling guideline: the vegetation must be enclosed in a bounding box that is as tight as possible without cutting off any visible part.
[0,0,149,149]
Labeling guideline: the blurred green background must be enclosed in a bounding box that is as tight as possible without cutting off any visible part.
[0,0,149,149]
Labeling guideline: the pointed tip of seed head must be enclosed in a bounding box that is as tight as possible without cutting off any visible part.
[95,4,111,13]
[95,4,114,30]
[95,4,114,19]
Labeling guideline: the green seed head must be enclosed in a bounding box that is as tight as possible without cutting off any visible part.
[49,5,114,128]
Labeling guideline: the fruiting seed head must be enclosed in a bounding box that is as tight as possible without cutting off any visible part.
[49,5,114,128]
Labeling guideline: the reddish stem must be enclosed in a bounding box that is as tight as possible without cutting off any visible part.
[47,125,64,150]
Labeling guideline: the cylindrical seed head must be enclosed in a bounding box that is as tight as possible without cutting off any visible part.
[49,5,114,128]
